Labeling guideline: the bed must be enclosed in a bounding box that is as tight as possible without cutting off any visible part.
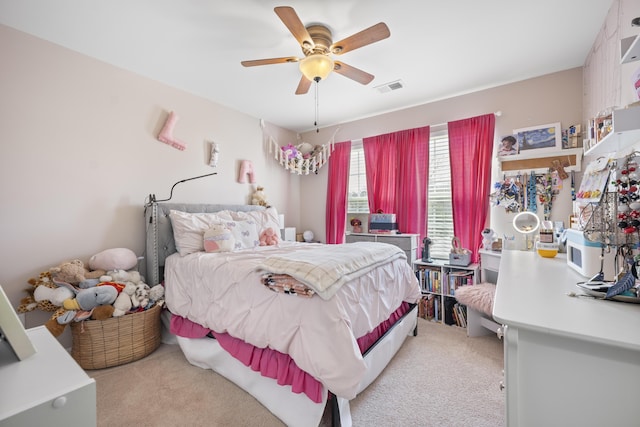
[145,202,421,427]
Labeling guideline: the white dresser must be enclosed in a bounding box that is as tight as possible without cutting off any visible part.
[345,233,418,265]
[0,326,96,426]
[493,251,640,426]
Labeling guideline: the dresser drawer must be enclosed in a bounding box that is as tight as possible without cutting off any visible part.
[375,235,416,251]
[345,234,376,243]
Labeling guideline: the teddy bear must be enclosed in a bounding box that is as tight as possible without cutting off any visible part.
[49,259,105,286]
[251,186,270,207]
[259,227,280,246]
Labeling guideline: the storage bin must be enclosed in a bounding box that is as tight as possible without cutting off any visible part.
[70,304,162,369]
[449,252,472,266]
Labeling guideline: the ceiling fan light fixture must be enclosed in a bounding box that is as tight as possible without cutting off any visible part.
[299,54,334,82]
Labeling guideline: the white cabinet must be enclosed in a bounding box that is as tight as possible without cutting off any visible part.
[345,233,418,265]
[494,251,640,426]
[0,326,96,426]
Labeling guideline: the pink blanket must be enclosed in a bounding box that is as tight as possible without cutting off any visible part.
[170,301,411,403]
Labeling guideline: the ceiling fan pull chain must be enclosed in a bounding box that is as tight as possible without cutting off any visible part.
[314,80,320,133]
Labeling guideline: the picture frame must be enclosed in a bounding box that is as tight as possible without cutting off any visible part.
[497,135,519,156]
[513,122,562,154]
[0,285,36,360]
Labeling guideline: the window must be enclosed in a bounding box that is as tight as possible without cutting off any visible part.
[346,132,454,259]
[427,129,454,259]
[347,140,369,214]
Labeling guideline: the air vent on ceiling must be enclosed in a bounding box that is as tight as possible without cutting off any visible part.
[374,79,404,94]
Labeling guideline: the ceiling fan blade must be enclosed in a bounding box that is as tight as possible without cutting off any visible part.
[295,76,312,95]
[241,57,299,67]
[274,6,314,49]
[331,22,390,55]
[333,61,374,85]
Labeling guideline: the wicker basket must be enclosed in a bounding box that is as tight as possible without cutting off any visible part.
[70,304,162,369]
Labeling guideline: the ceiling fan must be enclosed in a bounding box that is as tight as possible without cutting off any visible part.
[241,6,390,95]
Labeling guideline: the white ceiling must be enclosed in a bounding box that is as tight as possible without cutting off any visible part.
[0,0,614,133]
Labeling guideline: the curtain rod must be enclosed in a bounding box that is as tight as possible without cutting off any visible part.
[430,111,502,129]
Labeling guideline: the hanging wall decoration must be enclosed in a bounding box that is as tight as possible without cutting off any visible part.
[158,111,187,151]
[260,120,339,175]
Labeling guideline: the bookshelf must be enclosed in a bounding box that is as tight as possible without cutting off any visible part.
[413,259,479,328]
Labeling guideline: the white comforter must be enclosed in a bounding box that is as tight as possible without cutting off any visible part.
[165,241,421,399]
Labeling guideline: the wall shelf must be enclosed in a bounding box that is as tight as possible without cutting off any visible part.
[621,36,640,64]
[584,106,640,157]
[498,148,582,173]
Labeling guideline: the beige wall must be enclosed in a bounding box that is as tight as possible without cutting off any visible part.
[0,25,299,322]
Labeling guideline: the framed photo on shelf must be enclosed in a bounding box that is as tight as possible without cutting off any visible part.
[497,135,518,156]
[513,122,562,154]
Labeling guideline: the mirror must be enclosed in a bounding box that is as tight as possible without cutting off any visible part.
[513,211,540,250]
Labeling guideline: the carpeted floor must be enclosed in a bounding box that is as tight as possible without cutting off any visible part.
[88,318,504,426]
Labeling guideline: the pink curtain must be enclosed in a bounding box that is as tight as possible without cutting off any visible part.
[363,127,429,254]
[447,114,495,263]
[325,141,351,244]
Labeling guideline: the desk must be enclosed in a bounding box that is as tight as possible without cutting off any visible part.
[0,326,96,426]
[493,251,640,427]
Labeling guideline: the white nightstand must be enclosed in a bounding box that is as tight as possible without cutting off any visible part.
[0,326,96,426]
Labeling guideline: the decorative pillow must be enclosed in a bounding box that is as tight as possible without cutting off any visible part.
[231,207,280,235]
[203,224,235,253]
[169,210,233,256]
[224,220,260,250]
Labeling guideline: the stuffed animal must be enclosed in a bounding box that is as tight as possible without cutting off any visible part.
[33,284,74,307]
[91,304,115,320]
[112,283,136,317]
[251,186,269,207]
[204,224,235,253]
[102,269,143,285]
[89,248,138,272]
[259,228,280,246]
[63,282,121,311]
[49,259,105,285]
[149,284,165,306]
[131,283,151,309]
[18,271,59,313]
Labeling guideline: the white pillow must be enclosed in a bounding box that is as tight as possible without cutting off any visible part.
[169,210,233,256]
[224,220,260,250]
[231,207,280,235]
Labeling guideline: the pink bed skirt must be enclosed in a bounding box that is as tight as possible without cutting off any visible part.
[170,301,411,403]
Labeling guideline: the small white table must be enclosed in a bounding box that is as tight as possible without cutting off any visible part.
[0,326,96,426]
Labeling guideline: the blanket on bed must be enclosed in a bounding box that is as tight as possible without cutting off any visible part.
[256,241,406,300]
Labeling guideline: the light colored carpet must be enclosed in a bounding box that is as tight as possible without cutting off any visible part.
[88,318,504,426]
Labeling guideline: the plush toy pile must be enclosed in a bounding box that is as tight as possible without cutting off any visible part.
[18,248,164,337]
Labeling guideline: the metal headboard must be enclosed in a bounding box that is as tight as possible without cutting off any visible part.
[144,202,265,286]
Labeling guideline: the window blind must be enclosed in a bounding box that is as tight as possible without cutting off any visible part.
[427,132,454,259]
[347,140,369,214]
